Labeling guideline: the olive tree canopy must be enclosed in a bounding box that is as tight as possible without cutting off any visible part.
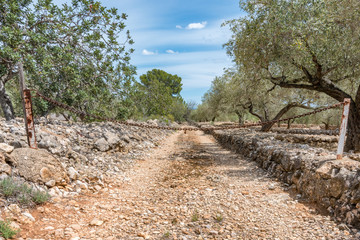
[225,0,360,151]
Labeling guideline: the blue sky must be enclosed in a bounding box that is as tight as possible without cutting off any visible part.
[55,0,243,104]
[107,0,243,104]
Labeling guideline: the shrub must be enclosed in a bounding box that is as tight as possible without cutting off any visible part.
[0,178,50,206]
[0,220,18,239]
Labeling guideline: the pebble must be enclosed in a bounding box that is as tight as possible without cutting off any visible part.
[22,212,36,221]
[90,219,104,226]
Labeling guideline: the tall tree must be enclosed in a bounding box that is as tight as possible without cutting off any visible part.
[136,69,185,119]
[201,76,228,122]
[0,0,135,120]
[225,0,360,151]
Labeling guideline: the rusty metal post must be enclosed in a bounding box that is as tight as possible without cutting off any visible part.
[18,62,37,149]
[336,98,351,160]
[23,89,37,149]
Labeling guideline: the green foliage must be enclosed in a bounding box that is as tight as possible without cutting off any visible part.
[215,213,223,223]
[224,0,360,99]
[134,69,187,122]
[140,69,182,97]
[162,231,171,239]
[191,211,199,222]
[0,220,18,239]
[31,189,50,204]
[0,0,135,120]
[201,76,228,122]
[0,178,50,206]
[0,178,18,197]
[218,0,360,145]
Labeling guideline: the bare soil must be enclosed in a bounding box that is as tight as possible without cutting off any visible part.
[15,131,356,239]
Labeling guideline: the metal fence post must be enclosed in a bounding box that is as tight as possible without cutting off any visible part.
[336,98,351,160]
[23,89,37,149]
[18,62,37,149]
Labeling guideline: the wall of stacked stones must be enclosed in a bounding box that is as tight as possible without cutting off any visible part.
[0,117,175,196]
[209,129,360,228]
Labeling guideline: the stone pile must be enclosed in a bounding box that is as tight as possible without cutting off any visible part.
[0,117,174,197]
[206,128,360,228]
[275,133,338,150]
[271,127,339,136]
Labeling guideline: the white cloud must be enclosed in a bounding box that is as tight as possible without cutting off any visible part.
[186,21,207,30]
[134,50,233,89]
[132,21,232,49]
[166,49,178,54]
[176,25,182,29]
[142,49,156,55]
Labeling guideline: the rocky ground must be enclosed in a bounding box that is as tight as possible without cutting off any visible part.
[0,117,174,196]
[1,128,358,239]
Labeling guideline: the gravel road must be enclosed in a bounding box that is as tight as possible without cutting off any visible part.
[18,131,357,240]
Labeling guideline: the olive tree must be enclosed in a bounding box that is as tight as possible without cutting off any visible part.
[225,0,360,151]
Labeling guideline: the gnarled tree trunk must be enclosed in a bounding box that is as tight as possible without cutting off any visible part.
[0,80,15,121]
[345,100,360,152]
[235,110,243,124]
[247,101,311,132]
[260,104,301,132]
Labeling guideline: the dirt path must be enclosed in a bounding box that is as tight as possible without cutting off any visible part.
[18,131,355,240]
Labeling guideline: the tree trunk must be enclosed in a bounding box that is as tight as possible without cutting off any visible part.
[276,77,360,151]
[313,84,360,152]
[0,81,15,121]
[260,104,299,132]
[287,119,293,129]
[344,100,360,152]
[211,116,216,122]
[235,110,243,124]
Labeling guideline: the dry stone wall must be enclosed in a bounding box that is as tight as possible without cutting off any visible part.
[271,127,339,136]
[0,117,175,197]
[209,128,360,228]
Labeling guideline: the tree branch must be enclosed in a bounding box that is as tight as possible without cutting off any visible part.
[266,66,307,86]
[303,38,322,79]
[247,100,264,122]
[275,81,316,91]
[291,58,314,82]
[323,66,337,76]
[266,84,276,93]
[332,74,353,83]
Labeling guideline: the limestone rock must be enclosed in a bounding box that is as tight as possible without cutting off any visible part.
[104,131,121,147]
[10,148,69,185]
[9,221,20,231]
[121,135,131,143]
[94,138,109,152]
[315,162,333,179]
[0,163,11,175]
[9,140,23,149]
[68,167,79,181]
[0,143,14,153]
[75,180,88,190]
[45,180,56,188]
[22,212,35,221]
[38,135,59,150]
[89,218,103,226]
[7,204,21,214]
[0,153,4,163]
